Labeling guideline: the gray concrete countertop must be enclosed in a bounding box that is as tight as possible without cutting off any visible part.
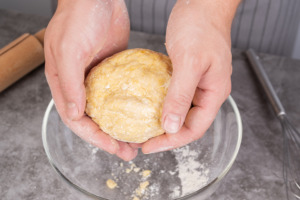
[1,9,300,200]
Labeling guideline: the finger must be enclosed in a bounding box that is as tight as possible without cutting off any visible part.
[45,65,120,154]
[116,142,139,161]
[69,115,137,161]
[142,127,188,154]
[142,86,228,154]
[55,50,87,121]
[54,24,130,120]
[68,115,120,154]
[162,51,208,134]
[45,60,67,118]
[46,64,140,160]
[186,90,223,134]
[129,143,143,149]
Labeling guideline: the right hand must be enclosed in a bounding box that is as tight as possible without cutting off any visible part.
[44,0,138,161]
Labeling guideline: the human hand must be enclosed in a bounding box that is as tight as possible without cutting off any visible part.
[142,0,240,153]
[44,0,138,160]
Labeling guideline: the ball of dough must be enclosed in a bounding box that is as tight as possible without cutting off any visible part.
[85,48,172,143]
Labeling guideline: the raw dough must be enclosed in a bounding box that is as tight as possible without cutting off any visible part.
[106,179,117,189]
[85,48,172,143]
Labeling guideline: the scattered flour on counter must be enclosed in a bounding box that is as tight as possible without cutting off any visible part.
[170,186,181,198]
[91,143,209,199]
[171,145,210,197]
[89,144,100,161]
[91,147,99,154]
[143,182,159,199]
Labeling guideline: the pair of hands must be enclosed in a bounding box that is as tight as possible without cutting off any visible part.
[45,0,239,161]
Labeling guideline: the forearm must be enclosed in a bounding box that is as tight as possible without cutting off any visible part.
[174,0,241,38]
[56,0,114,10]
[54,0,120,21]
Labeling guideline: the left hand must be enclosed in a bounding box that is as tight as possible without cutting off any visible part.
[141,0,239,153]
[44,0,138,161]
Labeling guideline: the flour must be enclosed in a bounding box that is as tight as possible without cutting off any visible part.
[89,144,99,161]
[90,141,209,199]
[143,182,159,199]
[171,145,210,197]
[170,186,181,198]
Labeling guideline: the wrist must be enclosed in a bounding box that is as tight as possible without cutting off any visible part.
[175,0,241,36]
[56,0,114,13]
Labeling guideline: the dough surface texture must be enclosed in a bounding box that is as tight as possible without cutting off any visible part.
[85,48,172,143]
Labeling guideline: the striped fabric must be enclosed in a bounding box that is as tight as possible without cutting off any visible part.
[124,0,300,57]
[124,0,176,35]
[231,0,300,57]
[51,0,300,57]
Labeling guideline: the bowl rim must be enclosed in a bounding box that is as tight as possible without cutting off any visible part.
[42,95,242,200]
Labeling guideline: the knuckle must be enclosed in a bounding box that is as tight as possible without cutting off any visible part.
[44,61,53,78]
[210,48,232,68]
[170,50,209,76]
[171,92,193,110]
[190,55,209,75]
[44,42,56,64]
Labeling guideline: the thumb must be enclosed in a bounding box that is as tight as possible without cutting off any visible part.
[162,53,205,134]
[56,53,88,121]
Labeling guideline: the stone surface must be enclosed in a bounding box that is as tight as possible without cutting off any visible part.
[1,9,300,200]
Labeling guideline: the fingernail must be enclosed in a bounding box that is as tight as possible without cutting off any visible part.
[163,114,181,134]
[67,102,79,120]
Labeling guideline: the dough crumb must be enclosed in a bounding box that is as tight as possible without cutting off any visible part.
[126,163,137,173]
[107,162,153,199]
[133,167,141,173]
[132,196,140,200]
[106,179,117,189]
[140,181,150,189]
[135,181,150,196]
[142,170,151,178]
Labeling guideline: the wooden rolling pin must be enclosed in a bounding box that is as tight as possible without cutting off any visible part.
[0,28,45,92]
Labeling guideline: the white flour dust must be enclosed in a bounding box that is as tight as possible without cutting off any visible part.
[171,186,181,198]
[171,145,210,197]
[89,144,99,161]
[88,143,209,199]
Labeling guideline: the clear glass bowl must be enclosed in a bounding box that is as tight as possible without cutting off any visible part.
[42,96,242,200]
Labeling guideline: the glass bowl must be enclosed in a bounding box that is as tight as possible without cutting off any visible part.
[42,95,242,200]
